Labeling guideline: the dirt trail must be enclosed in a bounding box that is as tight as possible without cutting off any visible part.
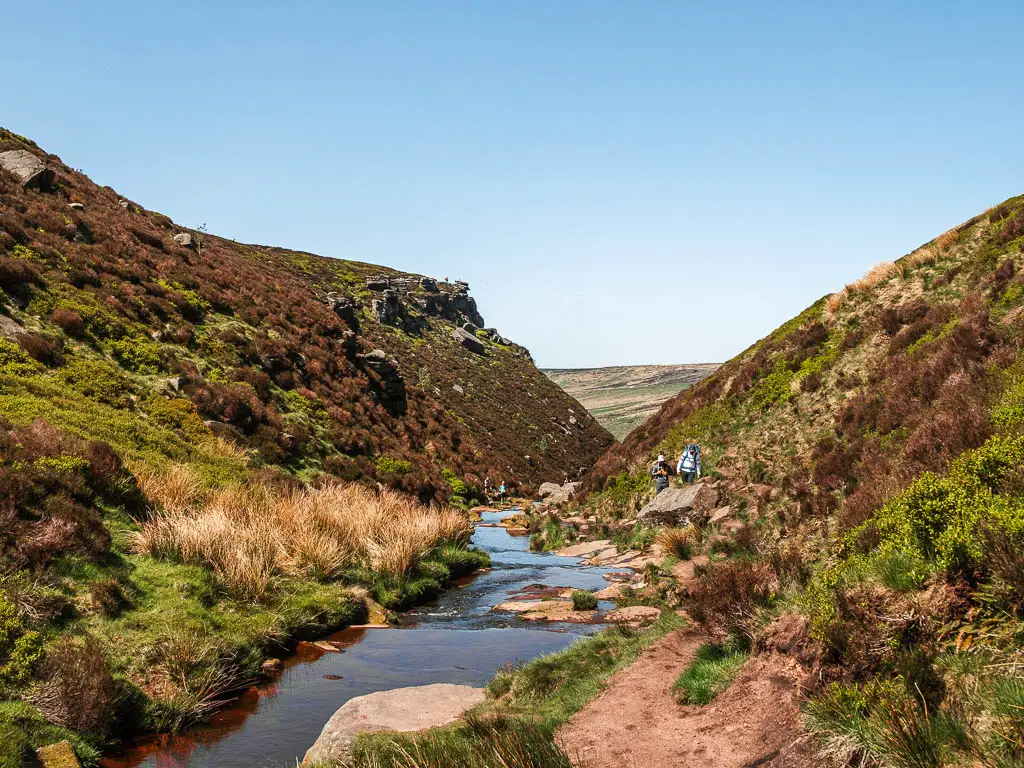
[558,626,816,768]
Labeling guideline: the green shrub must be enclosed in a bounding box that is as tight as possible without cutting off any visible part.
[571,590,597,611]
[0,594,43,687]
[56,358,135,407]
[852,435,1024,572]
[375,455,412,475]
[107,337,164,374]
[748,357,795,410]
[0,339,43,377]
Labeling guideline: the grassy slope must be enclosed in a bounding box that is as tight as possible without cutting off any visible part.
[575,195,1024,766]
[543,365,718,440]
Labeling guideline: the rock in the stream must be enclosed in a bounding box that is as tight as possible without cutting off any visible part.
[637,483,719,527]
[0,149,55,190]
[302,684,486,764]
[555,539,612,558]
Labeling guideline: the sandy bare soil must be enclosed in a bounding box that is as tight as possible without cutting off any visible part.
[557,628,817,768]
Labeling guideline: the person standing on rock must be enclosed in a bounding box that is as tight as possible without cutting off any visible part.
[677,444,701,483]
[498,481,507,507]
[650,455,671,495]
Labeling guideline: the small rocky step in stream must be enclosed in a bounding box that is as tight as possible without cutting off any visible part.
[102,509,637,768]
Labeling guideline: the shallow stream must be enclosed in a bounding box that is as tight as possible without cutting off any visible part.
[101,510,616,768]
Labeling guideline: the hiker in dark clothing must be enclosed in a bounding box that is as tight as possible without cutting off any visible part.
[650,454,671,494]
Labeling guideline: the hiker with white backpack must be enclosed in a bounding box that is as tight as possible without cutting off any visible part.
[677,443,701,483]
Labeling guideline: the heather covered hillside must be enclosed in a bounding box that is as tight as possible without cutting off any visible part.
[570,194,1024,766]
[0,129,612,501]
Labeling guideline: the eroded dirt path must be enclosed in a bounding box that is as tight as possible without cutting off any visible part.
[557,627,817,768]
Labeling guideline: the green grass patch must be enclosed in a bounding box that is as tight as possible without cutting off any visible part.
[671,643,748,705]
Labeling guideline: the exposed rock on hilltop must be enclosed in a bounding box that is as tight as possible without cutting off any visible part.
[0,128,613,498]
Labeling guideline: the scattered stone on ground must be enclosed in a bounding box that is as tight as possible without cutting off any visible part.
[637,482,720,527]
[583,545,664,570]
[0,149,54,189]
[260,658,282,675]
[558,631,816,768]
[604,606,662,626]
[36,741,81,768]
[302,683,486,764]
[0,314,25,339]
[68,202,84,210]
[452,326,486,354]
[708,505,733,525]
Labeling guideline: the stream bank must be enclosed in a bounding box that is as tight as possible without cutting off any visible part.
[101,510,617,768]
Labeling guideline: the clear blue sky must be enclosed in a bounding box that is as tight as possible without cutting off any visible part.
[4,1,1022,367]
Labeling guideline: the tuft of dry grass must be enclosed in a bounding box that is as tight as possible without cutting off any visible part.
[902,245,939,270]
[656,526,700,559]
[133,468,472,600]
[848,261,903,294]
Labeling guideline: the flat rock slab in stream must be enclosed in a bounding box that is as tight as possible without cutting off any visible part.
[555,539,612,558]
[493,599,598,623]
[302,683,486,764]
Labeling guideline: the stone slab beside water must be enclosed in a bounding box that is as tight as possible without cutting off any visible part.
[302,683,486,764]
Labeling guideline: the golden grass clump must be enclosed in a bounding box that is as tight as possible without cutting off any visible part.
[132,469,472,601]
[824,288,847,316]
[656,526,700,560]
[902,245,939,271]
[848,261,903,294]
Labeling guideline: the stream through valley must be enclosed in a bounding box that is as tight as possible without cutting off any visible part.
[101,510,617,768]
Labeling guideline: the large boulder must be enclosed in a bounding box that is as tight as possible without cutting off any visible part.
[453,326,486,355]
[637,482,720,527]
[538,482,562,498]
[302,684,486,764]
[173,232,195,248]
[0,149,54,190]
[546,481,580,506]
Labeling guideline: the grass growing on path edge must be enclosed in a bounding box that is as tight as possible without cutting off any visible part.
[671,642,748,705]
[334,611,688,767]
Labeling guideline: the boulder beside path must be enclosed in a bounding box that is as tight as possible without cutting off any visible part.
[302,683,486,764]
[637,482,719,527]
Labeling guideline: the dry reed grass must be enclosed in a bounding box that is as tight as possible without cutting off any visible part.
[132,469,472,601]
